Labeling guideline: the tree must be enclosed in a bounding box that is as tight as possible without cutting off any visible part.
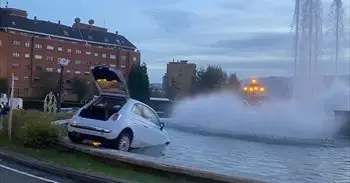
[71,77,90,103]
[228,73,241,92]
[194,65,228,93]
[34,71,60,99]
[162,73,180,100]
[128,63,150,104]
[0,77,9,94]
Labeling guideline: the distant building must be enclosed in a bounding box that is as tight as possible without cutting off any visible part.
[149,83,166,98]
[0,7,140,100]
[165,60,196,99]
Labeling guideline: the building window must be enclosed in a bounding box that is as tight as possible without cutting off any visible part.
[35,55,43,60]
[94,53,99,57]
[12,40,20,46]
[109,55,116,59]
[24,53,30,59]
[46,45,54,50]
[25,41,30,47]
[63,30,69,36]
[12,52,20,58]
[76,50,82,54]
[36,66,43,71]
[34,44,42,49]
[11,64,19,68]
[84,72,90,75]
[74,71,81,75]
[24,88,29,93]
[132,57,137,61]
[102,53,107,58]
[58,47,63,51]
[67,48,72,53]
[46,68,53,72]
[75,60,81,65]
[110,64,116,68]
[66,70,71,73]
[33,77,40,81]
[46,56,54,61]
[121,65,126,68]
[24,76,29,80]
[13,76,19,81]
[57,68,61,73]
[86,51,91,55]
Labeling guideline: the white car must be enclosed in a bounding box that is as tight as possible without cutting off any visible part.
[67,65,170,152]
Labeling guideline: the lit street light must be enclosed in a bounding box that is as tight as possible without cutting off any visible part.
[242,78,265,96]
[57,58,70,112]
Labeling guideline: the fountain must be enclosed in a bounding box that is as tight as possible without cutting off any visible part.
[167,0,349,142]
[330,0,346,76]
[292,0,323,103]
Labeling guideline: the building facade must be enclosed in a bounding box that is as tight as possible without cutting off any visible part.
[165,60,196,99]
[0,7,140,100]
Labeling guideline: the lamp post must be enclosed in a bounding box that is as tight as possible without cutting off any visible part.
[57,58,70,112]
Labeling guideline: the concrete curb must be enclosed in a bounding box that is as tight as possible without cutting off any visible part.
[60,140,265,183]
[0,148,136,183]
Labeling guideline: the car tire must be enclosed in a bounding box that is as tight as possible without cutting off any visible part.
[68,132,84,144]
[114,132,132,152]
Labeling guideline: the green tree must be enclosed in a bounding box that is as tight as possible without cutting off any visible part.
[195,65,228,93]
[71,77,90,103]
[228,73,241,92]
[128,63,150,104]
[162,73,180,100]
[34,71,60,99]
[0,77,9,94]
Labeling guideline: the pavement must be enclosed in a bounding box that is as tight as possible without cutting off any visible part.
[0,159,76,183]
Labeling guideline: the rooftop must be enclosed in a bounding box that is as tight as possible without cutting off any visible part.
[0,8,137,49]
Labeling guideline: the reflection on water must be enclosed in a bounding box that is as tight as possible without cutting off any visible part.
[159,128,350,183]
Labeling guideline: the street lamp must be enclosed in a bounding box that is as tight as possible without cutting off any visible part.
[57,58,70,112]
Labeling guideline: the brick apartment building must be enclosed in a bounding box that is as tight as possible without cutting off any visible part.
[0,7,140,100]
[165,60,196,99]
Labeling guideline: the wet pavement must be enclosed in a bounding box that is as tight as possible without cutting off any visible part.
[0,159,76,183]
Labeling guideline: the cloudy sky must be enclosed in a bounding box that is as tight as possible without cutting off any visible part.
[7,0,350,83]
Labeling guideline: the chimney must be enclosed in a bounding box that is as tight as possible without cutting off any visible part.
[34,16,37,23]
[115,31,118,35]
[58,20,61,25]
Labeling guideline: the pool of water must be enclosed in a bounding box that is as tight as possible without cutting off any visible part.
[158,128,350,183]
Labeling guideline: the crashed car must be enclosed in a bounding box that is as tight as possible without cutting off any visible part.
[67,65,170,151]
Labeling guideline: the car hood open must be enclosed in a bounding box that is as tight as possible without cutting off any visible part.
[91,65,130,97]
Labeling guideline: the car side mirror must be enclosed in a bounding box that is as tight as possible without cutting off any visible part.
[160,122,165,131]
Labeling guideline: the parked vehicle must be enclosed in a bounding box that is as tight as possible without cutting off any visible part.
[67,65,170,151]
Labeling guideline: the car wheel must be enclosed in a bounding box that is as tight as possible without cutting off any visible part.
[115,133,131,152]
[68,132,84,144]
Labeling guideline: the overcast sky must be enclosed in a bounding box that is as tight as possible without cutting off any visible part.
[6,0,350,83]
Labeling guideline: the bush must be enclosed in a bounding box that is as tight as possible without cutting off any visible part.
[1,110,72,148]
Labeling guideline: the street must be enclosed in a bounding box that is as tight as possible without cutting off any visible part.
[0,159,76,183]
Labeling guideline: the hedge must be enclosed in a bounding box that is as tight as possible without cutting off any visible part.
[0,110,73,148]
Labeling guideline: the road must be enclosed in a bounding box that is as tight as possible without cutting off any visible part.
[0,159,76,183]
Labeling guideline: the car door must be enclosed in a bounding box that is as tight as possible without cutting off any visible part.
[129,103,155,147]
[140,104,168,146]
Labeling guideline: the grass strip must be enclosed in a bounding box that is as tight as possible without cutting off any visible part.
[0,137,207,183]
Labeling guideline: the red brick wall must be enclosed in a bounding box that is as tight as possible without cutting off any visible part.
[0,30,140,99]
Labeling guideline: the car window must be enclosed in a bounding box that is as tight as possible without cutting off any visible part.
[131,104,143,117]
[141,105,161,126]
